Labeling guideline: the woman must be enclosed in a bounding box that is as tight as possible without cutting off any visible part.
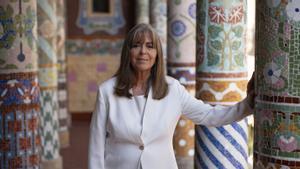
[88,23,254,169]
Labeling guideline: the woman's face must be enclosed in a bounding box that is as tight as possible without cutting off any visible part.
[130,33,157,74]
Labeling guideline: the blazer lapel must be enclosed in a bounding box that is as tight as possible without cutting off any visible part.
[140,86,154,142]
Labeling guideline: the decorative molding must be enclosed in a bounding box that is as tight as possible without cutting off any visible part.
[66,39,123,56]
[76,0,125,35]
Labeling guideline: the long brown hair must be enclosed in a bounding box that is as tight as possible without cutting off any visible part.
[114,23,168,99]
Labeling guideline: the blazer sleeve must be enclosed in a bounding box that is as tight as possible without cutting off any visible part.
[88,87,108,169]
[178,81,252,126]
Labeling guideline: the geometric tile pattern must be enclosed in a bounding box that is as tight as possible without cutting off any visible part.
[196,73,248,105]
[167,1,196,168]
[56,0,70,148]
[195,0,249,168]
[37,0,61,166]
[254,1,300,168]
[39,90,60,161]
[0,73,41,169]
[66,39,123,56]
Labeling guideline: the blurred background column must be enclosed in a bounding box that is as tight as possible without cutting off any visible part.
[254,1,300,168]
[56,0,70,149]
[195,0,249,168]
[37,0,62,168]
[150,0,167,67]
[167,1,196,168]
[0,0,41,168]
[135,0,149,24]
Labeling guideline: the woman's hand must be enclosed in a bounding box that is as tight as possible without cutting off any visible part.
[247,72,255,109]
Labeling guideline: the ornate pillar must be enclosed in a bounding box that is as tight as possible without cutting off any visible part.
[56,0,70,148]
[254,1,300,168]
[195,0,249,168]
[167,1,196,168]
[150,0,167,65]
[37,0,62,168]
[135,0,149,24]
[0,0,41,168]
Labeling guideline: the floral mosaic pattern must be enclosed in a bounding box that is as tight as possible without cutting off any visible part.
[254,1,300,168]
[168,0,196,61]
[0,0,37,73]
[197,0,247,72]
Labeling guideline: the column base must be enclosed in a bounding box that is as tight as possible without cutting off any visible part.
[176,156,194,169]
[41,156,63,169]
[59,131,70,148]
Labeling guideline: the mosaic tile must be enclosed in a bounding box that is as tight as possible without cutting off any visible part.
[255,4,300,164]
[0,72,41,169]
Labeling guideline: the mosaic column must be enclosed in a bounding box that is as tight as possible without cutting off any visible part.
[150,0,167,65]
[167,1,196,168]
[37,0,62,169]
[135,0,149,24]
[195,0,249,168]
[0,0,41,168]
[254,1,300,168]
[56,0,70,148]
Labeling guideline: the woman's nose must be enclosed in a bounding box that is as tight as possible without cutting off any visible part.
[140,45,147,54]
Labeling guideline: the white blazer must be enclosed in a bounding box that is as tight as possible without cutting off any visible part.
[88,76,252,169]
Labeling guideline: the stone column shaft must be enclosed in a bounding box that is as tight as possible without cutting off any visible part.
[0,0,41,168]
[56,0,70,149]
[167,1,196,168]
[150,0,167,65]
[135,0,149,24]
[254,1,300,168]
[37,0,62,168]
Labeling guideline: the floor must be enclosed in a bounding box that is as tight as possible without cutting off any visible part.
[60,120,90,169]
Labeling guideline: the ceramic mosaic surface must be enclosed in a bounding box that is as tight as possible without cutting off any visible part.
[0,73,41,169]
[195,0,249,168]
[66,39,122,112]
[167,1,196,168]
[0,0,37,74]
[0,1,41,168]
[150,0,167,63]
[77,0,125,35]
[37,0,61,167]
[67,55,120,112]
[254,1,300,168]
[66,39,123,56]
[39,90,59,161]
[136,0,149,24]
[56,0,70,148]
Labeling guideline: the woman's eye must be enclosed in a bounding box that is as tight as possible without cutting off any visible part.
[147,44,154,48]
[132,44,140,48]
